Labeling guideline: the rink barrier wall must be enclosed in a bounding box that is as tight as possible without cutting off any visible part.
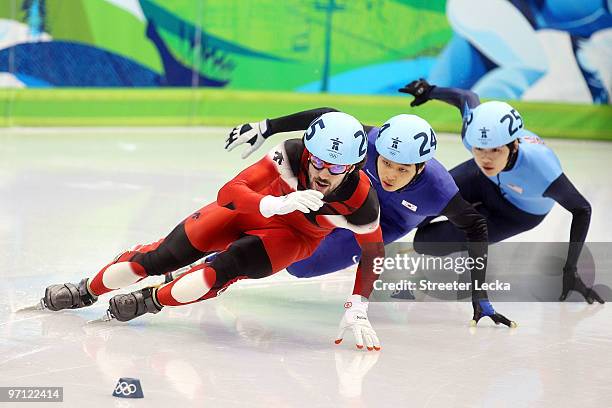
[1,89,610,140]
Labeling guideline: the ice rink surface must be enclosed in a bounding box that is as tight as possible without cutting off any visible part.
[1,127,611,407]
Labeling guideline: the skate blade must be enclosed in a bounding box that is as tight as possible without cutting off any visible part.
[468,319,518,328]
[87,310,115,324]
[15,299,46,313]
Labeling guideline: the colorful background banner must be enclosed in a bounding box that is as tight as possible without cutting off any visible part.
[0,1,610,136]
[1,0,610,102]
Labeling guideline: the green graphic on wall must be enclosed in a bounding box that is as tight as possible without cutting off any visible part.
[0,0,610,103]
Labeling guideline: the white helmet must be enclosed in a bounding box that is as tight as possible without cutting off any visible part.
[465,101,524,148]
[304,112,367,165]
[375,114,437,163]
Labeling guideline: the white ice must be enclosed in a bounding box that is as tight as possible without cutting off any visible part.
[1,128,611,407]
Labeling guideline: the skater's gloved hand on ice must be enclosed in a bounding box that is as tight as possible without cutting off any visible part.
[226,120,270,159]
[398,78,435,107]
[560,266,605,304]
[471,297,517,328]
[259,190,324,218]
[335,295,381,351]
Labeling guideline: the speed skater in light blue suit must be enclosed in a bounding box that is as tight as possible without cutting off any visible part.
[400,79,604,304]
[226,111,516,327]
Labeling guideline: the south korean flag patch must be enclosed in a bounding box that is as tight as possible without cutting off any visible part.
[401,200,417,212]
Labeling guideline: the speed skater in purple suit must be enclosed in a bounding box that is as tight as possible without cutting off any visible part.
[226,110,516,327]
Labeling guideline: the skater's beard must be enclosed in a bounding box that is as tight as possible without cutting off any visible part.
[307,167,346,197]
[310,176,334,196]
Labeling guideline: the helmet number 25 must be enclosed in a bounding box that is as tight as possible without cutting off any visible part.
[413,128,437,157]
[500,109,523,136]
[354,130,367,157]
[305,118,325,141]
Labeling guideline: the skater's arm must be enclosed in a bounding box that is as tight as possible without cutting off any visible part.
[441,192,488,242]
[399,80,479,145]
[429,86,481,117]
[353,226,385,299]
[226,108,374,159]
[336,226,384,351]
[267,107,339,133]
[337,179,385,299]
[217,155,281,214]
[267,108,375,135]
[219,143,325,217]
[543,173,591,272]
[441,192,489,299]
[544,174,602,303]
[399,79,480,118]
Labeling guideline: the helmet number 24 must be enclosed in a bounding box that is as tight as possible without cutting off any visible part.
[413,128,437,157]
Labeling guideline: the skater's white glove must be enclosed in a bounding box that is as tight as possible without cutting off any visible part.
[225,120,269,159]
[335,295,380,351]
[259,190,324,218]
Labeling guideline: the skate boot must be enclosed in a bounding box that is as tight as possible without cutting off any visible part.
[43,278,98,311]
[108,287,163,322]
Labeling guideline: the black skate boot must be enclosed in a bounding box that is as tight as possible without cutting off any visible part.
[108,287,163,322]
[43,278,98,311]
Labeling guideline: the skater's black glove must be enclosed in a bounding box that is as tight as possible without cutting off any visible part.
[559,266,605,304]
[471,298,517,328]
[398,78,435,107]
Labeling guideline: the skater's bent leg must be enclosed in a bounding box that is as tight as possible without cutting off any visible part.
[484,210,546,243]
[88,222,206,296]
[414,211,546,256]
[412,159,489,256]
[156,226,317,307]
[156,235,272,306]
[89,204,240,296]
[414,221,469,256]
[43,204,238,312]
[109,228,317,321]
[449,159,483,203]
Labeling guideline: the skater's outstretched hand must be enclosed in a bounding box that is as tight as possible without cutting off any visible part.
[398,78,435,107]
[226,120,270,159]
[471,298,517,328]
[335,295,381,351]
[560,267,605,304]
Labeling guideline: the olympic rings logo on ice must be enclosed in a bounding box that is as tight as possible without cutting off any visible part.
[115,382,137,396]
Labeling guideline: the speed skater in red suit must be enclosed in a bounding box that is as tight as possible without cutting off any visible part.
[41,112,385,351]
